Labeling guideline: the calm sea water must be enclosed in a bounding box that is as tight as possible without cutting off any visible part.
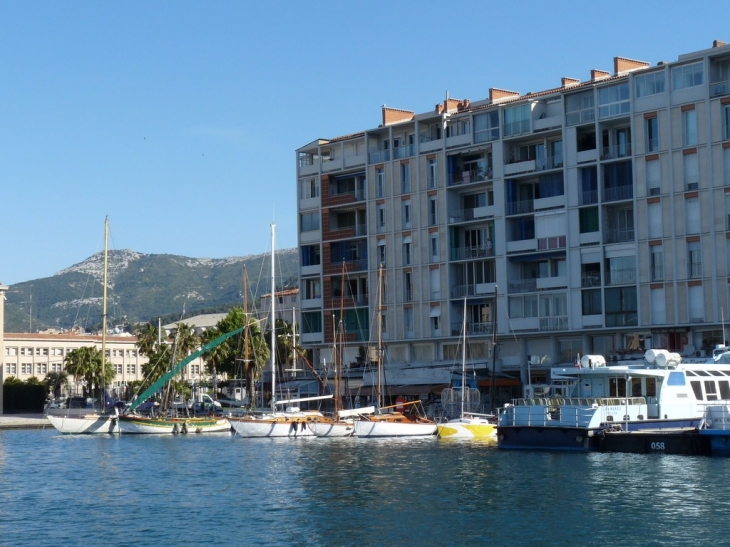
[0,428,728,547]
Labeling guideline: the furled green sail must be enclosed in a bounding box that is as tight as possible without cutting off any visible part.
[128,327,244,412]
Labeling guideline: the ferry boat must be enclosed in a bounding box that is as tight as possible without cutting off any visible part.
[497,348,730,451]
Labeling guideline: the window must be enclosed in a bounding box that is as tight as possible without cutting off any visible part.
[299,177,319,199]
[606,256,636,285]
[377,241,386,266]
[598,83,630,119]
[509,295,538,319]
[650,247,664,281]
[504,104,530,137]
[683,109,698,146]
[648,202,662,240]
[404,307,414,336]
[582,289,602,315]
[21,364,32,375]
[36,364,47,374]
[605,287,638,327]
[400,162,411,193]
[685,197,700,235]
[302,278,321,300]
[403,272,412,302]
[646,116,659,152]
[474,111,500,142]
[724,104,730,141]
[403,240,412,266]
[430,268,440,300]
[635,71,666,98]
[684,152,699,189]
[430,233,440,262]
[301,312,323,334]
[689,284,704,322]
[428,159,438,188]
[428,196,438,225]
[651,287,666,324]
[376,168,385,198]
[688,241,701,278]
[402,200,412,229]
[377,205,386,231]
[566,90,595,125]
[579,207,598,234]
[647,159,661,195]
[301,245,321,267]
[672,62,703,90]
[300,212,320,232]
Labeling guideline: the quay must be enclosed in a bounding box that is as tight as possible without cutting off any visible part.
[0,414,51,430]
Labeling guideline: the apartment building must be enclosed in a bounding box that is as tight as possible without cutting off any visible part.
[296,40,730,384]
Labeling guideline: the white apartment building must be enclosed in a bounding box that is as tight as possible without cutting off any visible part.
[296,40,730,384]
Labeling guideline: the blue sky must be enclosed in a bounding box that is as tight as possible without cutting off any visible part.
[1,0,728,285]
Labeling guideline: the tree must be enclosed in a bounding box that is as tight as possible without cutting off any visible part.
[64,346,115,399]
[135,322,161,358]
[43,371,69,398]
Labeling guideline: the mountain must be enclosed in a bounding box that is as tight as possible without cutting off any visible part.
[3,248,299,333]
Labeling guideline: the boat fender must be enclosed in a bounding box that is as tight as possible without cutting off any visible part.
[181,422,188,435]
[173,423,179,435]
[301,421,307,431]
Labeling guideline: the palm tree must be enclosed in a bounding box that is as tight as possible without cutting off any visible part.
[43,371,69,399]
[64,346,115,399]
[135,322,161,357]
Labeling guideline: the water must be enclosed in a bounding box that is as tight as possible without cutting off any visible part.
[1,430,728,547]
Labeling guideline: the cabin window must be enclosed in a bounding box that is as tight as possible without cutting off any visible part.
[690,381,703,400]
[667,371,686,386]
[705,381,718,401]
[720,380,730,399]
[631,378,642,397]
[609,377,627,397]
[646,378,657,398]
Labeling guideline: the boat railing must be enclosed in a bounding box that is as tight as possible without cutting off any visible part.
[500,397,648,428]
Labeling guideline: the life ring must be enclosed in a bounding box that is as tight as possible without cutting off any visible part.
[395,397,406,412]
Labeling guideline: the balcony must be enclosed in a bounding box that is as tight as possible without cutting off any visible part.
[504,159,536,176]
[419,133,443,154]
[450,246,495,261]
[540,316,568,331]
[577,148,598,164]
[604,228,635,244]
[450,283,496,298]
[506,199,534,216]
[448,168,492,187]
[606,268,636,285]
[582,272,601,287]
[580,190,598,205]
[536,275,568,290]
[601,144,632,161]
[448,205,495,223]
[508,279,537,294]
[450,321,494,337]
[393,144,415,160]
[603,185,633,203]
[322,187,366,208]
[537,236,566,250]
[369,149,391,163]
[711,79,730,98]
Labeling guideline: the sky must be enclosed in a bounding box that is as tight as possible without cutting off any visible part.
[1,0,728,285]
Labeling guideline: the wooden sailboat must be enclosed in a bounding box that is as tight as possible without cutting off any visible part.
[353,264,437,438]
[228,222,331,438]
[48,218,121,434]
[436,294,497,439]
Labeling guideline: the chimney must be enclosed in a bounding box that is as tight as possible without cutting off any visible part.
[489,88,520,102]
[591,69,610,82]
[614,56,650,75]
[561,77,580,88]
[381,106,415,126]
[714,39,727,48]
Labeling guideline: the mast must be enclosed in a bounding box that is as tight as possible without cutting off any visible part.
[270,222,276,412]
[461,296,467,418]
[376,263,384,411]
[489,286,498,415]
[101,216,109,413]
[335,261,346,417]
[242,266,251,406]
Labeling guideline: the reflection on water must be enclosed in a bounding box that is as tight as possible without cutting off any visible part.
[0,430,729,546]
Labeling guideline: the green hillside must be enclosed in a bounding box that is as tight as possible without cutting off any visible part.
[4,248,299,333]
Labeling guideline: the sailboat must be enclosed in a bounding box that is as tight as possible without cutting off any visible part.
[309,263,363,437]
[228,222,331,438]
[353,265,437,438]
[436,295,497,439]
[47,218,121,435]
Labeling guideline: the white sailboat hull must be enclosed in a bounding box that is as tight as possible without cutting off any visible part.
[308,421,355,437]
[354,419,437,438]
[119,416,230,434]
[437,418,497,439]
[228,417,315,437]
[47,414,120,435]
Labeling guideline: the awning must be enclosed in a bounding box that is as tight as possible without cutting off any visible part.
[429,307,441,317]
[402,236,412,244]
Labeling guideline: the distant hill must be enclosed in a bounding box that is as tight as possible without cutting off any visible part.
[4,248,299,333]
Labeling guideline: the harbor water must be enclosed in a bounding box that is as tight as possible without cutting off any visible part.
[1,429,729,547]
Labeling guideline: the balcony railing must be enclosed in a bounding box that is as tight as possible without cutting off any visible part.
[450,246,495,261]
[603,185,633,202]
[601,143,632,160]
[369,149,391,163]
[581,272,601,287]
[450,321,494,336]
[393,144,415,160]
[580,190,598,205]
[447,168,492,187]
[508,279,537,294]
[606,268,636,285]
[448,207,493,223]
[604,228,635,244]
[540,316,568,331]
[506,199,534,216]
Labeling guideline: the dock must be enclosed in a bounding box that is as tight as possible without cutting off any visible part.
[0,414,51,430]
